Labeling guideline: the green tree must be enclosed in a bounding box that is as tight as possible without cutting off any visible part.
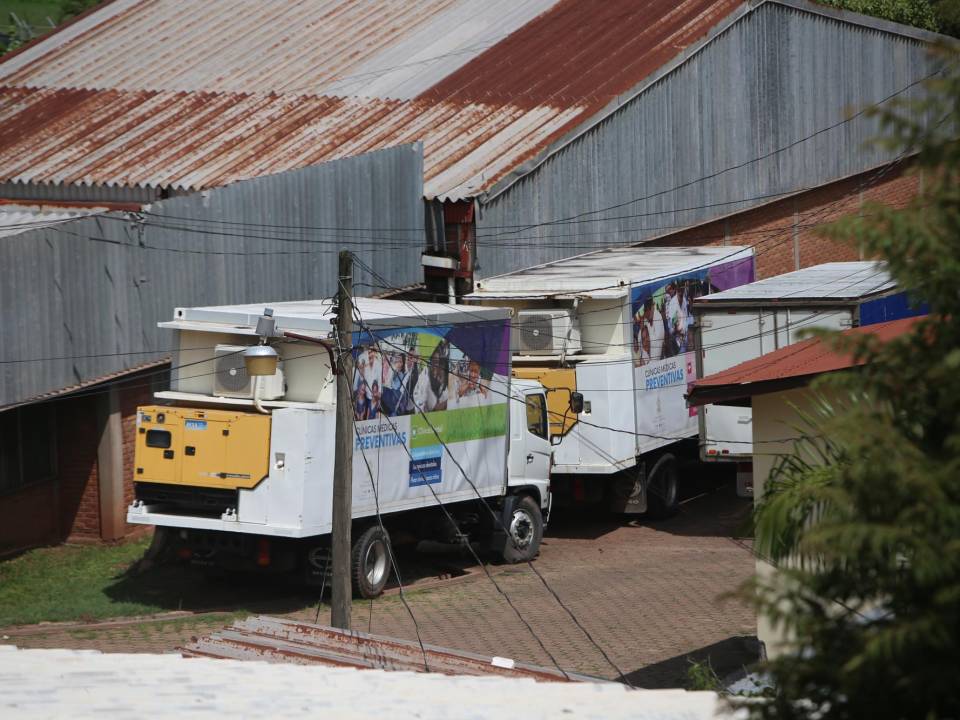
[818,0,941,31]
[747,47,960,720]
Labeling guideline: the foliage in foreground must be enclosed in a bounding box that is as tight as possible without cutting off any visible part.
[817,0,943,32]
[746,47,960,719]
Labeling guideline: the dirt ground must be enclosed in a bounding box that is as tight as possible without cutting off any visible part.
[1,479,759,687]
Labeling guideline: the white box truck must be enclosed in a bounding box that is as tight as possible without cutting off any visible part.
[466,246,756,515]
[691,261,924,496]
[127,298,553,597]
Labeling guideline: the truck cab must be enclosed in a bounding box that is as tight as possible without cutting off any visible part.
[507,379,553,517]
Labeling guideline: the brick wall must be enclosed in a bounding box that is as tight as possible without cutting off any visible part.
[647,164,920,279]
[0,364,167,555]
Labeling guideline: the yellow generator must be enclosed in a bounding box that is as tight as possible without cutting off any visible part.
[133,406,271,513]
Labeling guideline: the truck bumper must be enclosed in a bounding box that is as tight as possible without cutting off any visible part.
[126,502,320,538]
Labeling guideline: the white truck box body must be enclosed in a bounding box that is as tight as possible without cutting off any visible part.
[467,246,757,474]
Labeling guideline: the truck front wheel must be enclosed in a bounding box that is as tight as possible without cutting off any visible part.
[501,495,543,563]
[352,525,392,598]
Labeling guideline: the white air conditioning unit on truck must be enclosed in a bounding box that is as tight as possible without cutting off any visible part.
[512,310,581,355]
[213,345,285,399]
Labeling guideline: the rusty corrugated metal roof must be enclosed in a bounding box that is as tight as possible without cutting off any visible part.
[0,0,740,199]
[686,316,924,406]
[182,616,599,682]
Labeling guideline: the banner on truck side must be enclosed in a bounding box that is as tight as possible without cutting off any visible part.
[630,257,754,445]
[348,319,511,509]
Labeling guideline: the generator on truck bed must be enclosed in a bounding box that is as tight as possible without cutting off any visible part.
[691,261,926,495]
[466,246,756,515]
[127,298,554,597]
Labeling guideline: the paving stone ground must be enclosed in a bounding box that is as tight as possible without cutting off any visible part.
[1,483,757,687]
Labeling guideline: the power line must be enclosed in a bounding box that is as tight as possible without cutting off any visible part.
[336,322,431,672]
[484,69,941,240]
[350,296,635,684]
[348,295,574,681]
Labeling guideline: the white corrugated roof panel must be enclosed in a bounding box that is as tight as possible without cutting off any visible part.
[469,246,754,299]
[165,297,510,334]
[0,204,106,237]
[695,262,895,304]
[0,646,732,719]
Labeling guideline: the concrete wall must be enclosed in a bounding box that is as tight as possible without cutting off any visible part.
[751,383,846,658]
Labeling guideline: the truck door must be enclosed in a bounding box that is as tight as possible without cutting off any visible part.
[520,390,551,484]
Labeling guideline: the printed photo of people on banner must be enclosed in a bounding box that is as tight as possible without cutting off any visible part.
[351,324,507,421]
[631,273,709,368]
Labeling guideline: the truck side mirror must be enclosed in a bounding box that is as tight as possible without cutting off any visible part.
[569,391,584,414]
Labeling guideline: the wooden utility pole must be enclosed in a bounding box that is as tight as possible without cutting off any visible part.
[331,250,354,630]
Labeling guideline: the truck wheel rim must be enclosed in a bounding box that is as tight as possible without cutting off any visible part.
[509,510,533,549]
[365,539,388,586]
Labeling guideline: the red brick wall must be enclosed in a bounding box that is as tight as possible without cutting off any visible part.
[0,480,59,554]
[57,394,101,540]
[647,166,920,279]
[0,364,167,555]
[117,374,158,534]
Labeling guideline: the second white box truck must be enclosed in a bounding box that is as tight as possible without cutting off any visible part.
[467,246,756,515]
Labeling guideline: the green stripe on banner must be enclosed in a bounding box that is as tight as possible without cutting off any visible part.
[410,403,508,447]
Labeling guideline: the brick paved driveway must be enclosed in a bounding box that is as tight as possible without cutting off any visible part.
[2,483,757,687]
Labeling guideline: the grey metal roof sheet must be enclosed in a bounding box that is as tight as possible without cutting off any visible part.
[469,246,753,299]
[694,261,894,304]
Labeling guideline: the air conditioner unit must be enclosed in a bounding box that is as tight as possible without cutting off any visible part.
[513,310,581,356]
[213,345,285,400]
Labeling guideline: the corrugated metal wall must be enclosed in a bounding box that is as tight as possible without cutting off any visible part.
[476,2,939,277]
[0,144,424,408]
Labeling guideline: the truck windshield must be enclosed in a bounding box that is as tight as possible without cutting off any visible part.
[525,394,548,439]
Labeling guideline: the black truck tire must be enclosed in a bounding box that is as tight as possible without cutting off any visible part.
[500,495,544,563]
[646,453,679,519]
[351,524,392,599]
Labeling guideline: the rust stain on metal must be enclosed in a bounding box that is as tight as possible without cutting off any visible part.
[0,0,741,198]
[181,615,597,683]
[418,0,740,110]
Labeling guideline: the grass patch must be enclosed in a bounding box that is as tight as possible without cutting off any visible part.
[0,533,438,629]
[0,536,328,628]
[0,536,164,626]
[0,0,63,26]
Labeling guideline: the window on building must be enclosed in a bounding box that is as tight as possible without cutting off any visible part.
[0,403,56,495]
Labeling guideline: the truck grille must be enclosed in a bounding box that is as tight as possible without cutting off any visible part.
[135,482,238,517]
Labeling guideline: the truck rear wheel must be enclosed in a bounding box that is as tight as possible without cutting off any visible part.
[352,525,392,599]
[647,453,679,519]
[501,495,543,563]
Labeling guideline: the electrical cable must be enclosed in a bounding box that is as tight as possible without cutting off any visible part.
[347,293,574,681]
[350,293,632,684]
[334,319,431,673]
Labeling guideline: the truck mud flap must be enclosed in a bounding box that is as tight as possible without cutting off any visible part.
[486,495,518,556]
